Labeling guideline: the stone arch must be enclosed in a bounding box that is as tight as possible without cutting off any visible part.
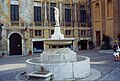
[8,32,23,39]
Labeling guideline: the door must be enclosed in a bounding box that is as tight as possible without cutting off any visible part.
[9,33,22,55]
[33,41,44,53]
[81,40,87,50]
[96,31,101,46]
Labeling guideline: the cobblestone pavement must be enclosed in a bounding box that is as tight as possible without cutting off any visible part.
[0,50,120,81]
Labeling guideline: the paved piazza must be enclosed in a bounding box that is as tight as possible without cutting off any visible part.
[0,50,120,81]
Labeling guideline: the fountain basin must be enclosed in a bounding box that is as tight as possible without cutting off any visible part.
[44,38,74,46]
[26,56,90,80]
[41,48,77,63]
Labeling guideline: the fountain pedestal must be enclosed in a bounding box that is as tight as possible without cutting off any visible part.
[51,27,64,39]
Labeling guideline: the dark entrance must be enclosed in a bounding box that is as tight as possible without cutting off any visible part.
[9,33,22,55]
[33,41,44,53]
[96,31,101,46]
[81,40,87,50]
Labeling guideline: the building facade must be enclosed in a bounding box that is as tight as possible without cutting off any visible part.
[0,0,91,55]
[92,0,120,46]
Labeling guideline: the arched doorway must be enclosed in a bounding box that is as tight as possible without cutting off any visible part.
[9,33,22,55]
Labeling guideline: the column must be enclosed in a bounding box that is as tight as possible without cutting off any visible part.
[74,3,77,22]
[59,1,63,26]
[45,2,47,21]
[44,1,48,27]
[73,0,79,51]
[74,3,78,27]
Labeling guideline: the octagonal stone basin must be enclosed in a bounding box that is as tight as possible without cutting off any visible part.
[44,38,74,46]
[26,56,90,80]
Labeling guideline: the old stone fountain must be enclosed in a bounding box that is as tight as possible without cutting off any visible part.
[26,7,90,80]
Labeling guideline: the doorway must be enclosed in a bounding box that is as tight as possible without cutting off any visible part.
[96,31,101,46]
[33,41,44,53]
[9,33,22,55]
[81,40,87,50]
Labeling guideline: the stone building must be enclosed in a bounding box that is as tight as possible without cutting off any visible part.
[0,0,91,55]
[92,0,120,46]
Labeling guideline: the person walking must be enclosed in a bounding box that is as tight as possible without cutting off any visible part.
[113,40,119,61]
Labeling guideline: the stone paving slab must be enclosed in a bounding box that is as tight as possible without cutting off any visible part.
[81,68,101,81]
[101,67,120,80]
[99,50,114,54]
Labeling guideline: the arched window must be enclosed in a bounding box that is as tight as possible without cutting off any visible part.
[107,0,113,18]
[95,3,100,20]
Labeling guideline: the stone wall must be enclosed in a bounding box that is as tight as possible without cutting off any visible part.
[92,0,120,46]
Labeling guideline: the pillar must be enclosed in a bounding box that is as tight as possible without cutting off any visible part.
[73,1,78,27]
[73,0,79,51]
[44,1,48,27]
[59,0,63,26]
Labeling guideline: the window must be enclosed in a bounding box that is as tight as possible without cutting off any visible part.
[95,3,100,20]
[51,30,54,35]
[80,10,86,23]
[35,30,42,36]
[80,5,85,9]
[50,3,56,22]
[107,0,113,17]
[66,30,71,35]
[81,30,86,36]
[30,30,33,38]
[10,4,19,21]
[34,6,41,22]
[65,4,71,22]
[78,29,81,37]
